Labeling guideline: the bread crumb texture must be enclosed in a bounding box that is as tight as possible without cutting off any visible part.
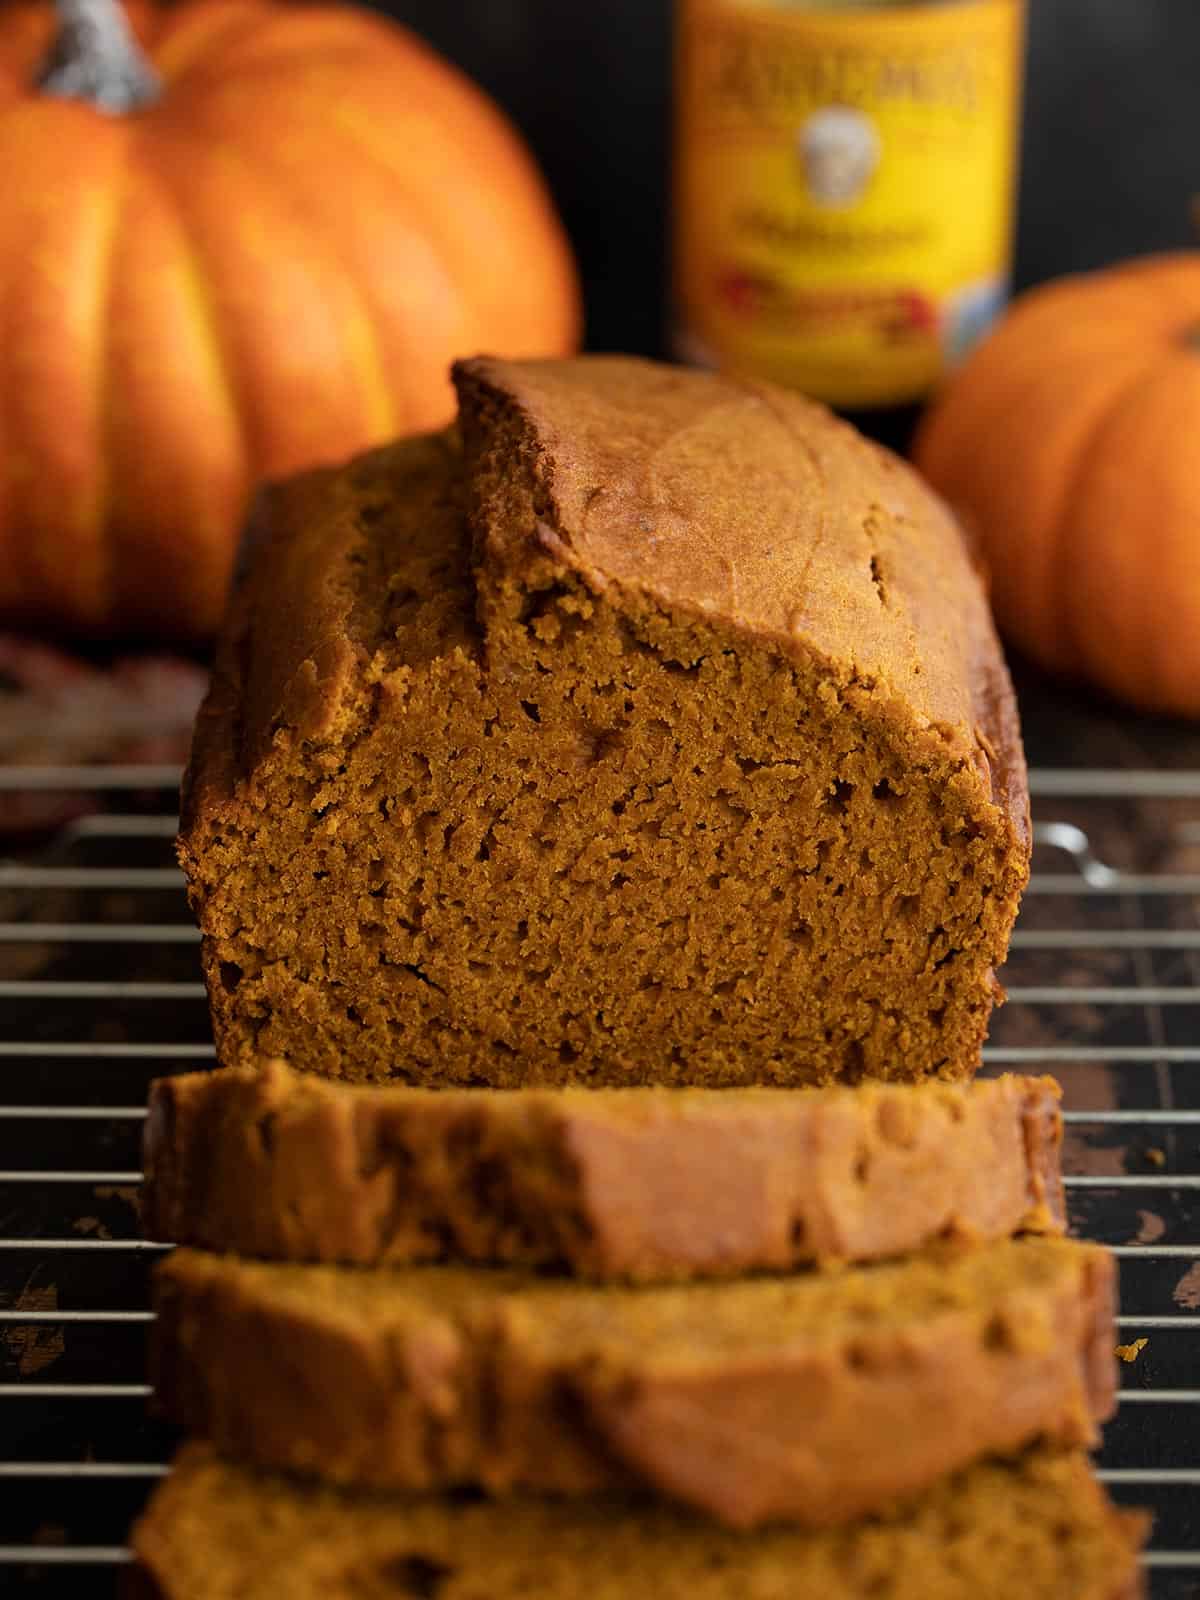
[179,357,1030,1087]
[129,1442,1147,1600]
[142,1064,1065,1276]
[149,1237,1116,1526]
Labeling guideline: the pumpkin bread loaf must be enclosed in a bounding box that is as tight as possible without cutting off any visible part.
[151,1236,1114,1529]
[178,356,1030,1088]
[143,1062,1064,1277]
[127,1441,1147,1600]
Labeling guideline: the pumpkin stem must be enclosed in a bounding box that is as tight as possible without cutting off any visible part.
[38,0,160,114]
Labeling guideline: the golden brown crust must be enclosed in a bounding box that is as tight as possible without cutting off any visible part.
[455,356,1028,846]
[179,436,463,836]
[184,362,1028,838]
[128,1442,1146,1600]
[150,1238,1116,1529]
[179,358,1030,1088]
[143,1064,1064,1277]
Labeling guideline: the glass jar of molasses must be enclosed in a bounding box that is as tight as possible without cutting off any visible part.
[673,0,1026,442]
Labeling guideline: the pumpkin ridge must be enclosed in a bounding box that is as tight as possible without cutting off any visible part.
[322,69,554,210]
[87,143,133,627]
[135,126,282,477]
[307,107,487,357]
[324,97,577,354]
[1020,352,1159,678]
[163,45,396,97]
[152,3,271,87]
[1047,354,1165,688]
[128,142,251,516]
[101,134,248,633]
[57,120,136,626]
[1055,355,1200,711]
[164,124,393,474]
[0,105,128,625]
[917,356,1084,672]
[219,131,399,452]
[182,107,402,445]
[135,140,254,452]
[250,122,466,436]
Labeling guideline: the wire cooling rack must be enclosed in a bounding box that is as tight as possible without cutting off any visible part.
[0,766,1197,1598]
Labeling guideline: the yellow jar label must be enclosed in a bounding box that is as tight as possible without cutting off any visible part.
[674,0,1026,407]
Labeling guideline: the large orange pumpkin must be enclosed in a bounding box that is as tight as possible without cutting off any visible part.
[0,0,580,639]
[914,254,1200,718]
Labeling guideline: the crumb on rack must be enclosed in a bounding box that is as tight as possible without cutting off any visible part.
[1114,1338,1148,1364]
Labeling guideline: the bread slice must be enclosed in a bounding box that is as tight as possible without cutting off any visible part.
[127,1441,1147,1600]
[178,357,1029,1089]
[143,1062,1065,1278]
[151,1236,1115,1529]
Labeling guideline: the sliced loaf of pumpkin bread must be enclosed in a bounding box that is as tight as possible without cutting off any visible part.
[143,1062,1064,1278]
[127,1441,1147,1600]
[151,1236,1115,1530]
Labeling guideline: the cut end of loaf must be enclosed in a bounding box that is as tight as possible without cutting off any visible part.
[178,357,1030,1088]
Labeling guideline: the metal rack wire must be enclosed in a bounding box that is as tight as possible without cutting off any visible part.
[0,765,1197,1596]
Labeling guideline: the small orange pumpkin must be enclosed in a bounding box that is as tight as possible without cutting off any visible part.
[0,0,580,639]
[914,254,1200,718]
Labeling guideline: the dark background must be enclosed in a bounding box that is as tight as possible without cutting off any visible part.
[369,0,1197,355]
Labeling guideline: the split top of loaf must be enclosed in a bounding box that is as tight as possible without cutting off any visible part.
[180,356,1030,1087]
